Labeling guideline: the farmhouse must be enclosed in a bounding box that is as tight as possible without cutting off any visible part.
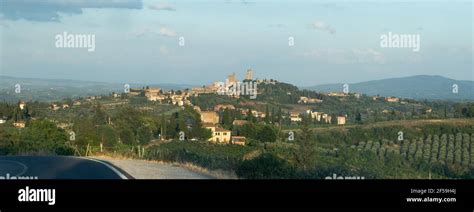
[50,104,60,111]
[306,110,323,121]
[290,112,302,122]
[298,96,323,104]
[204,125,231,143]
[13,121,26,128]
[144,88,163,101]
[385,97,400,103]
[200,111,219,124]
[231,136,246,146]
[337,116,346,125]
[214,104,235,111]
[232,119,249,126]
[322,114,332,124]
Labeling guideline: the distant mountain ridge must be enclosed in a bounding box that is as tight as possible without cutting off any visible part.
[0,75,196,90]
[304,75,474,100]
[0,75,197,102]
[2,75,473,102]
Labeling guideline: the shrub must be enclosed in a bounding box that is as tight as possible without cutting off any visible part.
[236,153,296,179]
[447,135,455,164]
[408,139,417,161]
[54,145,76,156]
[438,134,448,163]
[430,135,439,163]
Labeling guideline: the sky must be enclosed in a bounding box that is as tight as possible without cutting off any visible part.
[0,0,472,86]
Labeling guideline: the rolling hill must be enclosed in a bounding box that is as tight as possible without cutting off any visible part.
[305,75,474,100]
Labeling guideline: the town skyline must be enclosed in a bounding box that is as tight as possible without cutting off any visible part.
[1,71,472,88]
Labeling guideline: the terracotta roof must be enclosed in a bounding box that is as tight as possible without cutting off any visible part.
[202,123,216,128]
[215,127,231,132]
[232,120,249,126]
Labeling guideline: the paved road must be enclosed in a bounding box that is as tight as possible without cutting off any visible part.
[0,156,130,179]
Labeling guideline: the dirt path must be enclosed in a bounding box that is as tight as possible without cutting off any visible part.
[93,156,213,179]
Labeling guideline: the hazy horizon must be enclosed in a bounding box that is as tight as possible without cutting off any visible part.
[2,73,473,89]
[1,0,472,87]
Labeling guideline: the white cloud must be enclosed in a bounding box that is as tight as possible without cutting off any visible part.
[148,3,176,11]
[311,21,336,34]
[159,27,176,37]
[133,26,177,37]
[0,0,143,22]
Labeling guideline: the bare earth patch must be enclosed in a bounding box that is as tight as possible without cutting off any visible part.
[92,156,237,179]
[92,156,213,179]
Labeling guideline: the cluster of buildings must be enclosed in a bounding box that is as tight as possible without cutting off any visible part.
[198,110,247,145]
[191,83,220,96]
[13,68,409,143]
[6,101,74,129]
[12,121,26,128]
[298,96,323,104]
[307,110,346,125]
[323,92,403,105]
[126,69,257,105]
[128,87,193,106]
[287,110,346,125]
[50,103,70,111]
[324,92,365,99]
[385,97,400,103]
[327,92,348,97]
[191,69,258,99]
[211,104,266,119]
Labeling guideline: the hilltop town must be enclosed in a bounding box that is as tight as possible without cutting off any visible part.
[1,69,474,179]
[2,69,450,146]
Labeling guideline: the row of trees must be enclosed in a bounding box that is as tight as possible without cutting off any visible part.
[233,122,278,143]
[355,133,474,178]
[0,101,30,121]
[0,101,214,155]
[71,104,212,148]
[357,133,473,167]
[0,119,72,155]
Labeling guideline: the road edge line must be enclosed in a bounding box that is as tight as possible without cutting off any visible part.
[81,157,130,179]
